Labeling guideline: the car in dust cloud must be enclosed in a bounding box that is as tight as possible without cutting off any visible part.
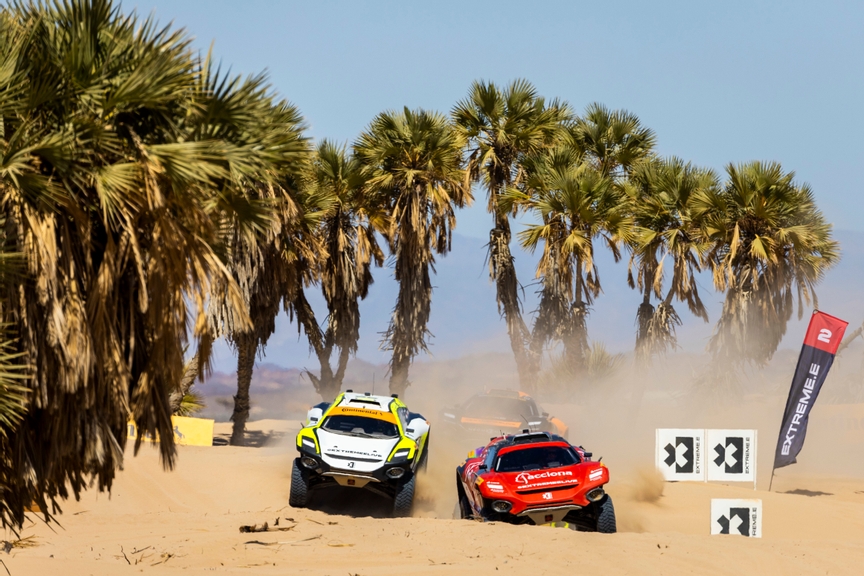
[290,391,430,517]
[438,389,568,440]
[455,430,616,532]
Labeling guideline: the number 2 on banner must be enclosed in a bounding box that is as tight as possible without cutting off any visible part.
[817,329,832,343]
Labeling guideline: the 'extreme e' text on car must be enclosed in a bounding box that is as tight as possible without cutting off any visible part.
[290,391,430,516]
[440,389,568,440]
[455,431,616,532]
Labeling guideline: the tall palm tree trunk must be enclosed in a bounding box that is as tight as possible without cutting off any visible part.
[388,191,433,396]
[390,351,411,397]
[630,286,655,420]
[635,282,654,365]
[388,253,431,396]
[490,211,535,388]
[333,344,352,391]
[565,262,589,371]
[294,288,342,401]
[170,352,201,414]
[231,334,256,446]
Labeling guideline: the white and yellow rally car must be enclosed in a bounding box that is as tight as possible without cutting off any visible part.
[290,391,430,516]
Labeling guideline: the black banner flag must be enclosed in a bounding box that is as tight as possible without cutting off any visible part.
[773,311,848,472]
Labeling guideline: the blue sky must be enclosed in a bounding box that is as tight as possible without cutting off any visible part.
[127,0,864,372]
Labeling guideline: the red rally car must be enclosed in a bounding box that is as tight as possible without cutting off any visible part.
[455,431,616,532]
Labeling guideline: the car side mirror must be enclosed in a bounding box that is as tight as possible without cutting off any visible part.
[406,417,428,440]
[478,464,488,471]
[305,407,324,428]
[541,411,549,418]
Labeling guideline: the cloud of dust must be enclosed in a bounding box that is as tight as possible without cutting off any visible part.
[412,433,470,519]
[621,467,666,504]
[400,342,864,520]
[213,335,864,521]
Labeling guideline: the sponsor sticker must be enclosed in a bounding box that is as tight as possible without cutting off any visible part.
[327,446,382,459]
[515,470,573,486]
[588,468,604,482]
[328,406,397,424]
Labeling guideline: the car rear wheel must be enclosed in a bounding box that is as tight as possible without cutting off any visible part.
[289,459,310,508]
[392,475,416,517]
[594,494,617,533]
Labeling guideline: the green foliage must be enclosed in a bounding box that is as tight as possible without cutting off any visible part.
[511,144,633,369]
[0,0,309,526]
[537,341,626,399]
[695,161,839,366]
[175,389,205,417]
[0,335,28,438]
[625,157,718,362]
[567,103,656,179]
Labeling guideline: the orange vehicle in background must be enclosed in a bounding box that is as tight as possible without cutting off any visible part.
[439,389,568,440]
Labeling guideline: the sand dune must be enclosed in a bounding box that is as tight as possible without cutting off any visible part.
[6,417,864,576]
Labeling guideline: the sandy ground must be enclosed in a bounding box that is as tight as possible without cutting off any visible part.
[5,416,864,576]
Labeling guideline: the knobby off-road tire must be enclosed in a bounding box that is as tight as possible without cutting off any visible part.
[392,475,416,517]
[454,473,472,520]
[454,495,471,519]
[289,459,310,508]
[595,495,617,533]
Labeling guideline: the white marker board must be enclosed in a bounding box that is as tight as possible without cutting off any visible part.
[706,429,757,486]
[710,499,762,538]
[655,429,705,481]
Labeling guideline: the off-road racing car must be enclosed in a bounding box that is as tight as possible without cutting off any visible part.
[290,391,430,516]
[455,431,615,532]
[439,389,568,440]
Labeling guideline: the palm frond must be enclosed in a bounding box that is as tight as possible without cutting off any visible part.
[0,332,28,437]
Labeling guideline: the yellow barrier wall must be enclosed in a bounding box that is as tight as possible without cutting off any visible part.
[127,416,214,447]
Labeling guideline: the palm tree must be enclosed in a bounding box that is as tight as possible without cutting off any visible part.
[197,58,314,446]
[292,141,384,401]
[452,80,570,388]
[626,158,716,363]
[567,103,656,180]
[0,0,303,525]
[509,147,632,370]
[355,108,470,396]
[537,341,625,399]
[694,161,839,367]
